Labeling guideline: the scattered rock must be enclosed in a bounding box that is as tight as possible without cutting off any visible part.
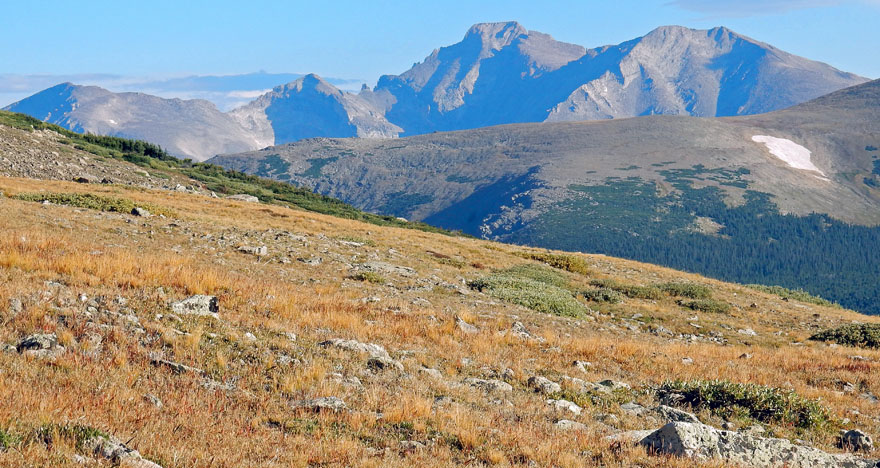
[653,405,700,423]
[357,261,416,277]
[131,207,151,217]
[243,332,257,342]
[641,422,877,467]
[840,429,874,452]
[510,321,544,342]
[148,352,205,375]
[738,328,758,336]
[547,399,582,415]
[596,413,620,425]
[681,357,694,365]
[327,373,363,388]
[226,194,259,203]
[8,297,23,315]
[144,393,163,408]
[419,367,443,379]
[170,295,219,319]
[367,355,404,372]
[201,378,236,392]
[16,333,65,360]
[455,315,479,334]
[598,379,630,391]
[292,396,348,413]
[555,419,587,431]
[319,338,390,359]
[398,440,425,452]
[463,378,513,393]
[16,333,58,352]
[83,434,163,468]
[621,402,647,415]
[238,245,268,256]
[743,424,766,436]
[528,376,562,394]
[573,360,592,373]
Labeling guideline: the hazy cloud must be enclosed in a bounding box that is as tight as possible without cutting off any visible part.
[668,0,877,16]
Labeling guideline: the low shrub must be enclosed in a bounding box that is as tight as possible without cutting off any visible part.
[426,251,466,268]
[351,272,386,284]
[469,266,587,318]
[746,284,838,307]
[580,287,623,304]
[590,279,664,300]
[495,264,571,289]
[517,251,591,275]
[680,299,730,314]
[658,282,712,299]
[34,423,108,450]
[0,428,17,450]
[656,380,833,431]
[336,235,377,247]
[13,192,169,216]
[810,323,880,349]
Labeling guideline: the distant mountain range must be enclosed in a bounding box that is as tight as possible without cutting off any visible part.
[4,22,868,160]
[209,78,880,314]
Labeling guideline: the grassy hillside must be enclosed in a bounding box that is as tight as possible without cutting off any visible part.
[0,175,878,467]
[0,110,460,237]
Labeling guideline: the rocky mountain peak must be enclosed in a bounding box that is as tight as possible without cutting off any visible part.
[463,21,528,51]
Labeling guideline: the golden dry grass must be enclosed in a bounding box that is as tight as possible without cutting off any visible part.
[0,175,878,467]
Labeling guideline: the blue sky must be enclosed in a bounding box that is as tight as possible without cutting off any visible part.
[1,0,878,107]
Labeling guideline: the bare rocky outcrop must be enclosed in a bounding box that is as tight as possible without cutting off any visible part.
[16,333,66,360]
[318,338,391,359]
[527,376,561,394]
[639,422,879,467]
[463,378,513,393]
[226,194,259,203]
[292,396,348,413]
[83,434,163,468]
[170,295,219,319]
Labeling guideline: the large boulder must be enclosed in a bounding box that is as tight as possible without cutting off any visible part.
[653,405,700,423]
[292,396,348,413]
[16,333,58,352]
[463,378,513,393]
[16,333,66,360]
[319,338,390,359]
[841,429,875,452]
[226,194,259,203]
[640,422,878,467]
[356,261,416,277]
[528,376,561,394]
[83,434,163,468]
[170,295,219,319]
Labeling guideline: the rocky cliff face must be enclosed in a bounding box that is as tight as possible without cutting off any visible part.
[372,23,866,134]
[228,74,401,147]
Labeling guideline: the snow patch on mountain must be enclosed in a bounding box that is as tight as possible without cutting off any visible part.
[751,135,826,177]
